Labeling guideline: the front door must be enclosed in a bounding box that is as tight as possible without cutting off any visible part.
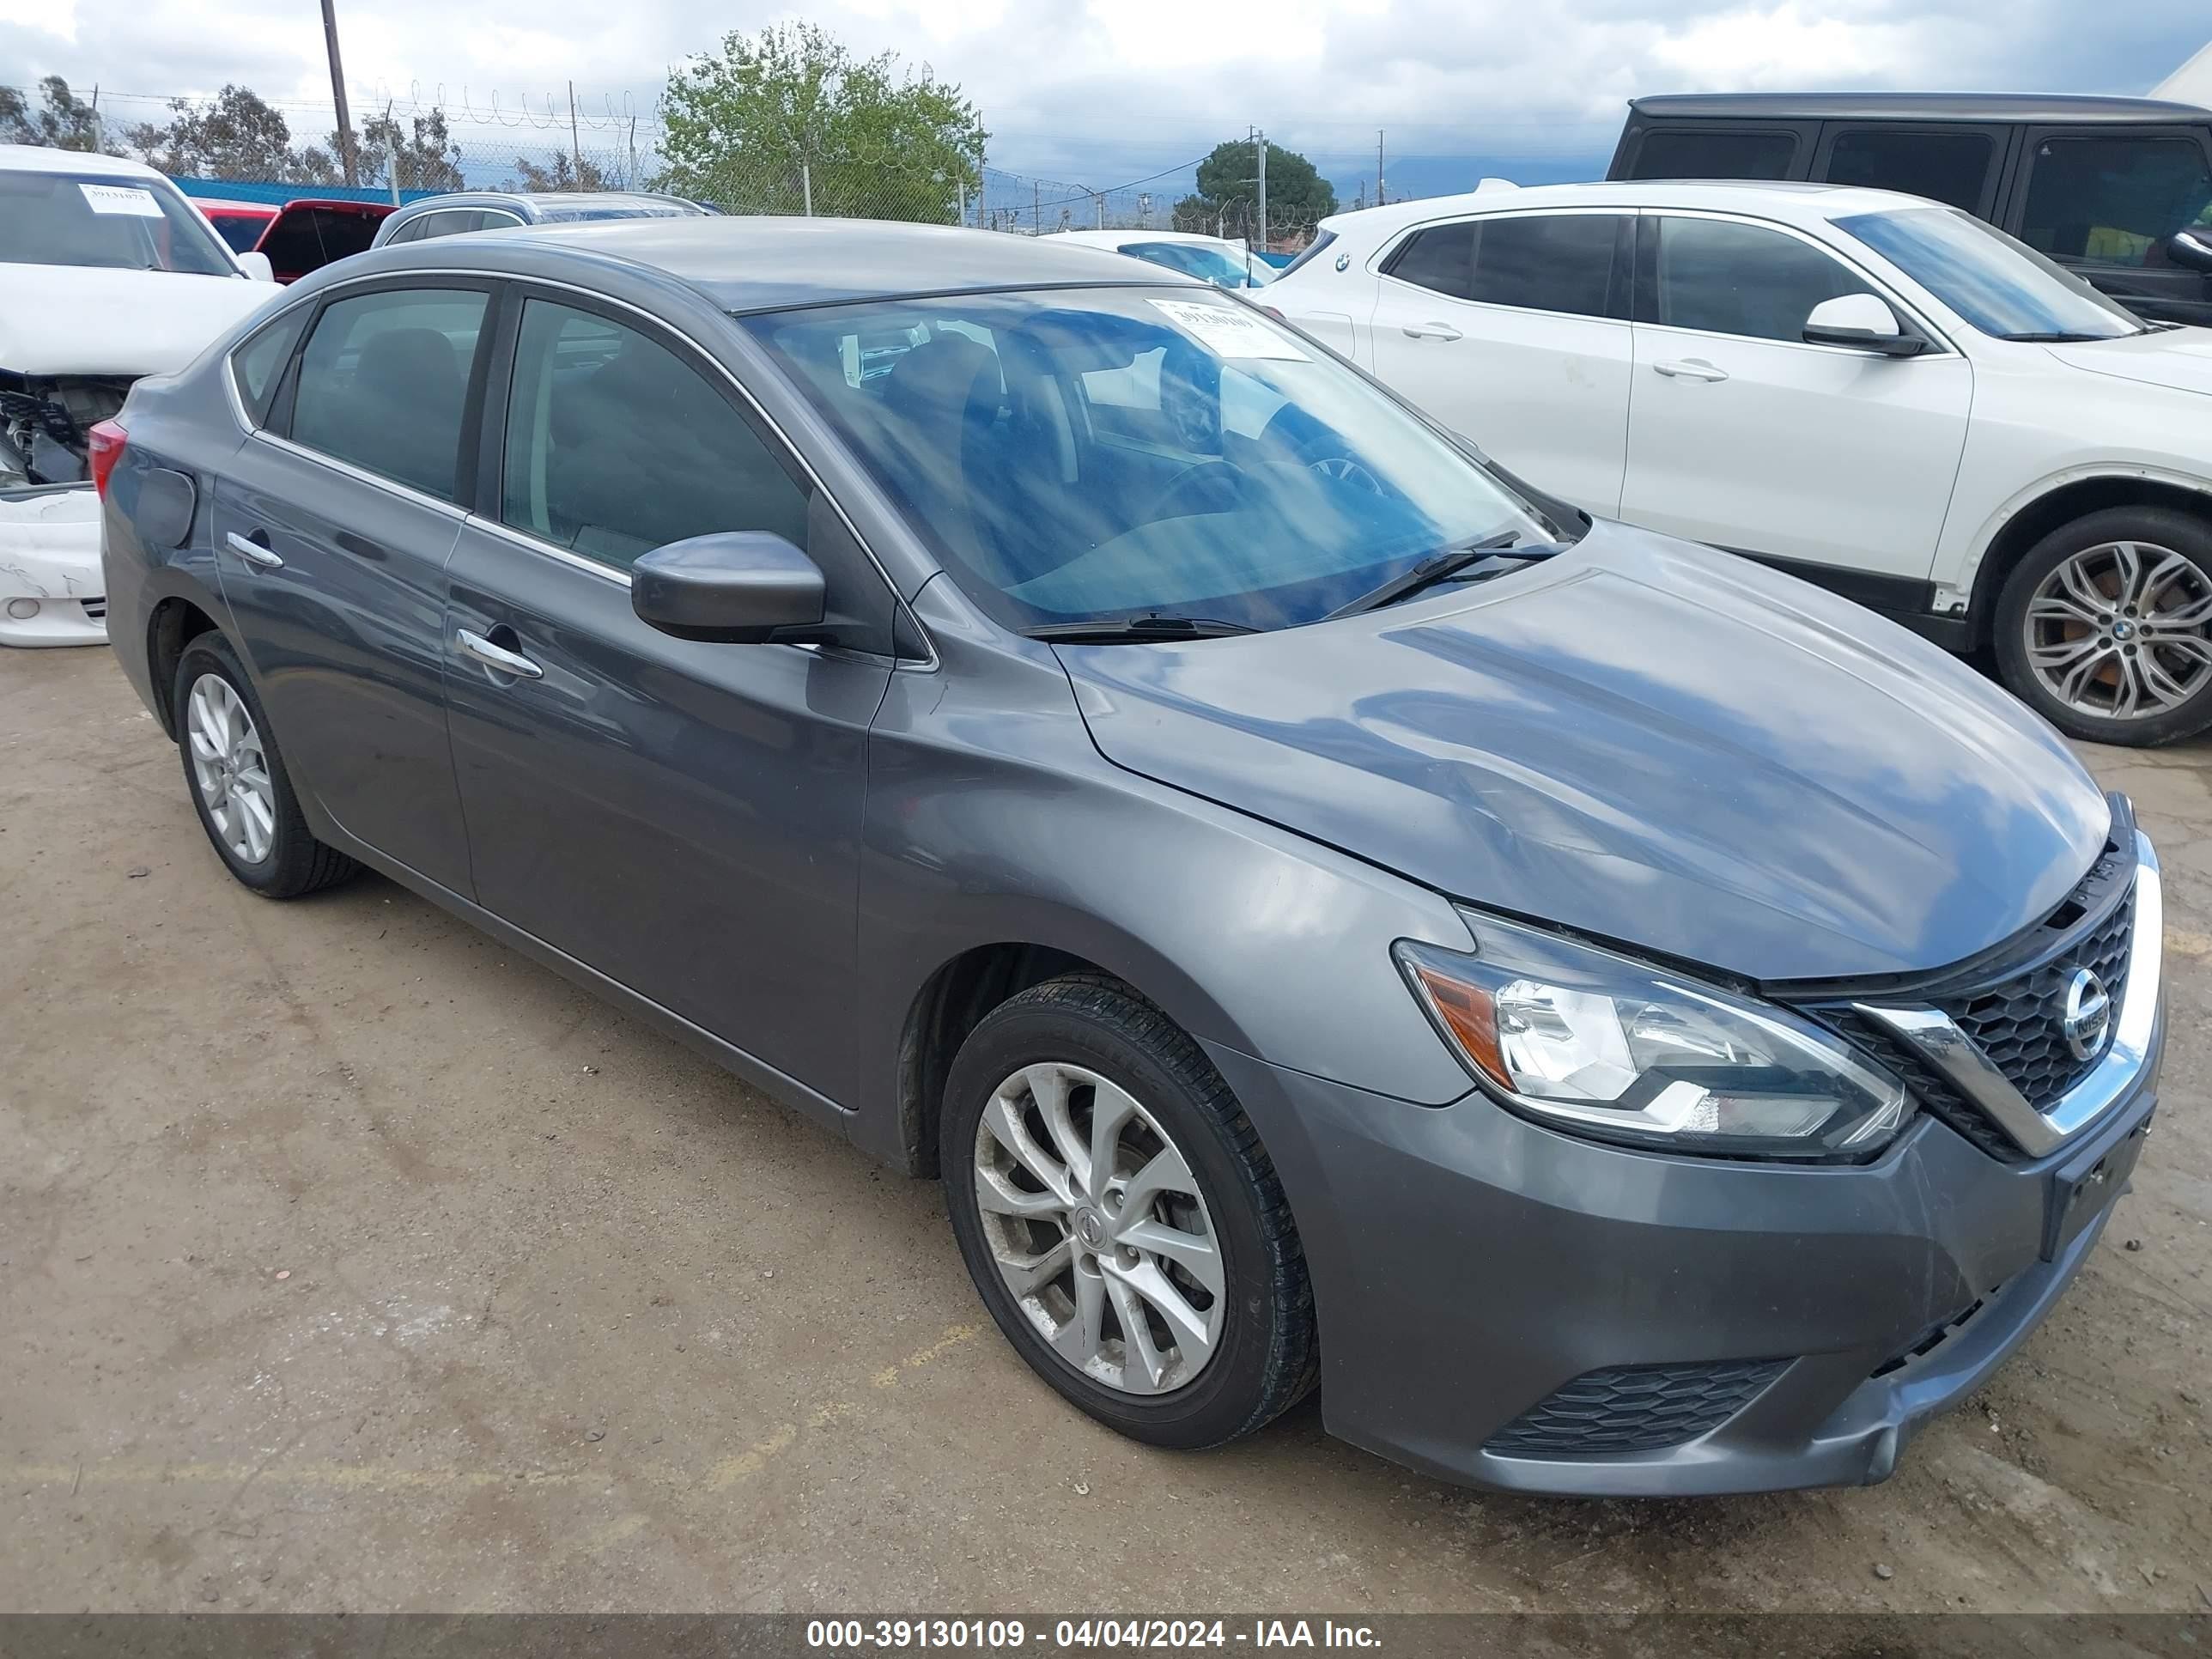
[1619,214,1972,585]
[1363,210,1635,515]
[441,293,896,1108]
[212,280,493,893]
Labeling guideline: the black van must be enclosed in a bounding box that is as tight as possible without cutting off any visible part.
[1608,93,2212,325]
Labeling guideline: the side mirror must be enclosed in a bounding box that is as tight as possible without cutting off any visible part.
[2166,228,2212,273]
[1802,293,1924,356]
[236,251,276,283]
[631,532,827,644]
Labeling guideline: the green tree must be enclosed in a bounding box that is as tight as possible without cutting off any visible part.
[507,149,611,192]
[655,21,985,223]
[1174,137,1336,241]
[0,76,109,151]
[125,84,301,180]
[346,107,465,193]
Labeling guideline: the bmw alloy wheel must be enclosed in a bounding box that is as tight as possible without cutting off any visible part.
[2024,539,2212,721]
[969,1061,1224,1395]
[185,672,277,866]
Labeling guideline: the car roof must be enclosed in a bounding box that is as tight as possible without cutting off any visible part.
[376,216,1211,312]
[1316,178,1925,241]
[1629,91,2212,124]
[393,190,697,217]
[0,143,172,179]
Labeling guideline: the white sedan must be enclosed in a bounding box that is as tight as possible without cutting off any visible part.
[1047,229,1273,289]
[1263,179,2212,745]
[2,144,276,646]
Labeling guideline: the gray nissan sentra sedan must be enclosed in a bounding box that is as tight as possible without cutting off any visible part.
[92,217,2164,1497]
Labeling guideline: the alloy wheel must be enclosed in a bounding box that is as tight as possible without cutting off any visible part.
[970,1061,1224,1395]
[2024,540,2212,721]
[186,672,276,865]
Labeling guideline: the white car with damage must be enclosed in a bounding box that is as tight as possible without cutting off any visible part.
[2,145,277,646]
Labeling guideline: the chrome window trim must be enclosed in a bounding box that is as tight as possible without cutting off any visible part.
[222,297,321,434]
[250,427,474,520]
[1857,830,2162,1158]
[234,263,936,671]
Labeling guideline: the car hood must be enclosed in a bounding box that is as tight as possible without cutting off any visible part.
[2045,326,2212,397]
[1058,523,2110,983]
[0,263,274,377]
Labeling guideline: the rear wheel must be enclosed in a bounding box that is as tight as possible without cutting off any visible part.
[1995,507,2212,746]
[941,974,1317,1449]
[173,632,360,897]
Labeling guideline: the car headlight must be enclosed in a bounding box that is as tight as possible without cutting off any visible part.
[1395,913,1911,1160]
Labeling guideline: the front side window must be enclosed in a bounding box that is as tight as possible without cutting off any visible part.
[1824,129,1995,212]
[500,298,807,570]
[1651,216,1875,341]
[0,168,238,276]
[289,287,488,500]
[1629,129,1799,182]
[229,307,310,424]
[746,287,1556,634]
[2021,136,2212,268]
[1838,206,2143,341]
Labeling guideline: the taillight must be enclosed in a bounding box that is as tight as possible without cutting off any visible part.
[87,420,128,497]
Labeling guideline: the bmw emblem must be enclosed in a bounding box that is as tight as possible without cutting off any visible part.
[2059,967,2112,1062]
[1334,252,1351,271]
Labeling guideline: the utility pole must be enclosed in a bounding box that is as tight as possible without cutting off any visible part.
[1033,179,1041,235]
[384,99,400,207]
[1376,129,1385,206]
[321,0,358,186]
[567,81,582,186]
[1255,126,1268,254]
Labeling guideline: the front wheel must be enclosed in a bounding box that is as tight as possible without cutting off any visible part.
[1994,507,2212,746]
[941,974,1317,1449]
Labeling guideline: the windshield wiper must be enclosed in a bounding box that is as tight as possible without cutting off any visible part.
[1023,614,1259,644]
[1323,532,1557,620]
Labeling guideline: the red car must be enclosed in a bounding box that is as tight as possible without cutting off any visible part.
[191,197,394,283]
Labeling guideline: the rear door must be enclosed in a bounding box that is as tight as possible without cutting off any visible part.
[211,278,492,894]
[441,290,898,1109]
[1364,209,1634,514]
[2007,126,2212,325]
[1619,213,1971,588]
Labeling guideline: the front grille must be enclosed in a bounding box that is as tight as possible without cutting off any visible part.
[1939,896,2130,1111]
[1820,1009,2025,1162]
[1484,1358,1790,1457]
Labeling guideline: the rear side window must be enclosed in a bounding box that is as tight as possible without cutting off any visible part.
[1651,217,1875,341]
[228,307,309,425]
[1466,214,1619,315]
[1383,222,1474,298]
[499,298,808,571]
[1628,129,1799,181]
[1825,129,1995,212]
[412,210,488,240]
[289,287,489,501]
[2021,136,2212,268]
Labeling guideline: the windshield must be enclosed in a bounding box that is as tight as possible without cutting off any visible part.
[746,286,1553,633]
[1121,240,1268,289]
[1837,206,2144,341]
[0,168,238,276]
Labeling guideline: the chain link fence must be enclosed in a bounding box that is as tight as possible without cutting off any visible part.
[6,83,1334,248]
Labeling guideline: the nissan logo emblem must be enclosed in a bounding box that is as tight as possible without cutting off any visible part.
[2060,968,2112,1062]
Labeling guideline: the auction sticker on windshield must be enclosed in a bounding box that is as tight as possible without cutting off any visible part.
[79,184,167,218]
[1148,297,1309,361]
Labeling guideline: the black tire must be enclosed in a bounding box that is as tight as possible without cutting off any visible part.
[173,632,360,898]
[1993,506,2212,747]
[941,972,1317,1449]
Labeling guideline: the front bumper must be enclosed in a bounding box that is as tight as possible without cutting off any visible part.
[0,484,106,647]
[1212,1041,2158,1497]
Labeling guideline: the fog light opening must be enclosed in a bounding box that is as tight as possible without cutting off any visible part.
[5,598,40,621]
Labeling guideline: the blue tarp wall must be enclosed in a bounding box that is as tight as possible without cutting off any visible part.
[172,178,446,207]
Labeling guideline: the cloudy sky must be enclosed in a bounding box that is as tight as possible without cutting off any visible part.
[5,0,2208,197]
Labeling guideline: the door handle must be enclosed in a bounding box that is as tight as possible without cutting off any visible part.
[1401,321,1464,341]
[455,627,543,680]
[1652,358,1729,382]
[225,530,283,568]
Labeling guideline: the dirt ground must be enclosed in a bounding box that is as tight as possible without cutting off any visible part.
[3,643,2209,1615]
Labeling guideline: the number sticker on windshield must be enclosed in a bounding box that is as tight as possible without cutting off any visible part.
[1147,298,1310,362]
[79,184,167,219]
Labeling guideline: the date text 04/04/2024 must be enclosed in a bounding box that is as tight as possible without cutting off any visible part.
[805,1620,1383,1649]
